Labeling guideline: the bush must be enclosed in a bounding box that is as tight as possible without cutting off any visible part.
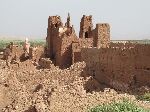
[29,40,45,47]
[89,100,150,112]
[137,93,150,102]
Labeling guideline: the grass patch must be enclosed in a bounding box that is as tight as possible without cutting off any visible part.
[137,93,150,102]
[89,100,150,112]
[0,39,46,49]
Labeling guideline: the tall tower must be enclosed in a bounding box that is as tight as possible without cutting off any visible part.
[94,23,110,48]
[79,15,93,38]
[48,15,62,28]
[46,16,63,58]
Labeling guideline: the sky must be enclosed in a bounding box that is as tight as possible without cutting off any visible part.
[0,0,150,40]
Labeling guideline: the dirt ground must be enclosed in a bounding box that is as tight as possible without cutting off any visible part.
[0,58,149,112]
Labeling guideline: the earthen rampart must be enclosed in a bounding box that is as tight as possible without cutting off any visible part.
[81,44,150,90]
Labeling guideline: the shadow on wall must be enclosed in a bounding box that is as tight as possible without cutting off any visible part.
[81,64,150,95]
[60,45,72,69]
[81,65,110,93]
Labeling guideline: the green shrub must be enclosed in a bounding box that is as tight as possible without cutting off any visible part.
[89,100,150,112]
[137,93,150,102]
[29,40,45,47]
[0,39,46,49]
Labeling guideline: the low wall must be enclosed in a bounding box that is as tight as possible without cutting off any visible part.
[81,44,150,90]
[72,38,93,64]
[29,47,45,62]
[3,45,24,61]
[39,58,55,69]
[3,45,45,63]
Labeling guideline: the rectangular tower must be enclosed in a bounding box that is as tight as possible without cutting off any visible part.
[79,15,93,38]
[94,23,110,48]
[46,15,63,59]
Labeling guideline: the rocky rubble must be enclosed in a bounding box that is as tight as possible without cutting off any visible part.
[0,59,149,112]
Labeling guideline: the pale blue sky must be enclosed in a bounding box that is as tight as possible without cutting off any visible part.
[0,0,150,40]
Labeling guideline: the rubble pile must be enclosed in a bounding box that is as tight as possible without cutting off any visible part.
[0,59,149,112]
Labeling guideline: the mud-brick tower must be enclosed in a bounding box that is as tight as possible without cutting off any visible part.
[46,14,78,68]
[94,23,110,48]
[46,15,63,59]
[79,15,93,38]
[46,14,110,68]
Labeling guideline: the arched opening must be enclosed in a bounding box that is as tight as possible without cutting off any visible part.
[85,32,88,38]
[55,23,58,28]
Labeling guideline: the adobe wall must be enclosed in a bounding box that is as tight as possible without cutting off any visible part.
[72,38,93,63]
[11,45,24,60]
[50,26,78,69]
[9,60,35,70]
[71,20,110,65]
[81,44,150,91]
[39,58,55,69]
[3,45,24,61]
[29,46,45,62]
[3,42,45,66]
[72,42,81,64]
[58,33,77,68]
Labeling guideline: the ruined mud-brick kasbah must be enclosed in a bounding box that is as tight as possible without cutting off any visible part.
[3,14,150,91]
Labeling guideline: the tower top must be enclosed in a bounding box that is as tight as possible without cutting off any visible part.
[66,13,71,28]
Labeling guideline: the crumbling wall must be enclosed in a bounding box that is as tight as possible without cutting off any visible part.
[79,15,93,38]
[12,45,24,59]
[39,58,55,69]
[59,32,77,68]
[46,14,79,68]
[10,60,35,70]
[3,42,45,68]
[72,20,110,65]
[72,38,93,64]
[81,44,150,90]
[29,47,45,62]
[3,45,24,62]
[72,42,81,64]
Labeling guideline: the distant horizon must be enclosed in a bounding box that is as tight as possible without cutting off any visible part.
[0,0,150,40]
[0,35,149,41]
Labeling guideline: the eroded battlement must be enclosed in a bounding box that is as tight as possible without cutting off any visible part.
[46,14,110,68]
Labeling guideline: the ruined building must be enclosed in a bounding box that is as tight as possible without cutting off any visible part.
[45,14,150,90]
[46,14,110,68]
[3,14,149,91]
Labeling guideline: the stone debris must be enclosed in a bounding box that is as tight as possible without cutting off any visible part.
[0,59,149,112]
